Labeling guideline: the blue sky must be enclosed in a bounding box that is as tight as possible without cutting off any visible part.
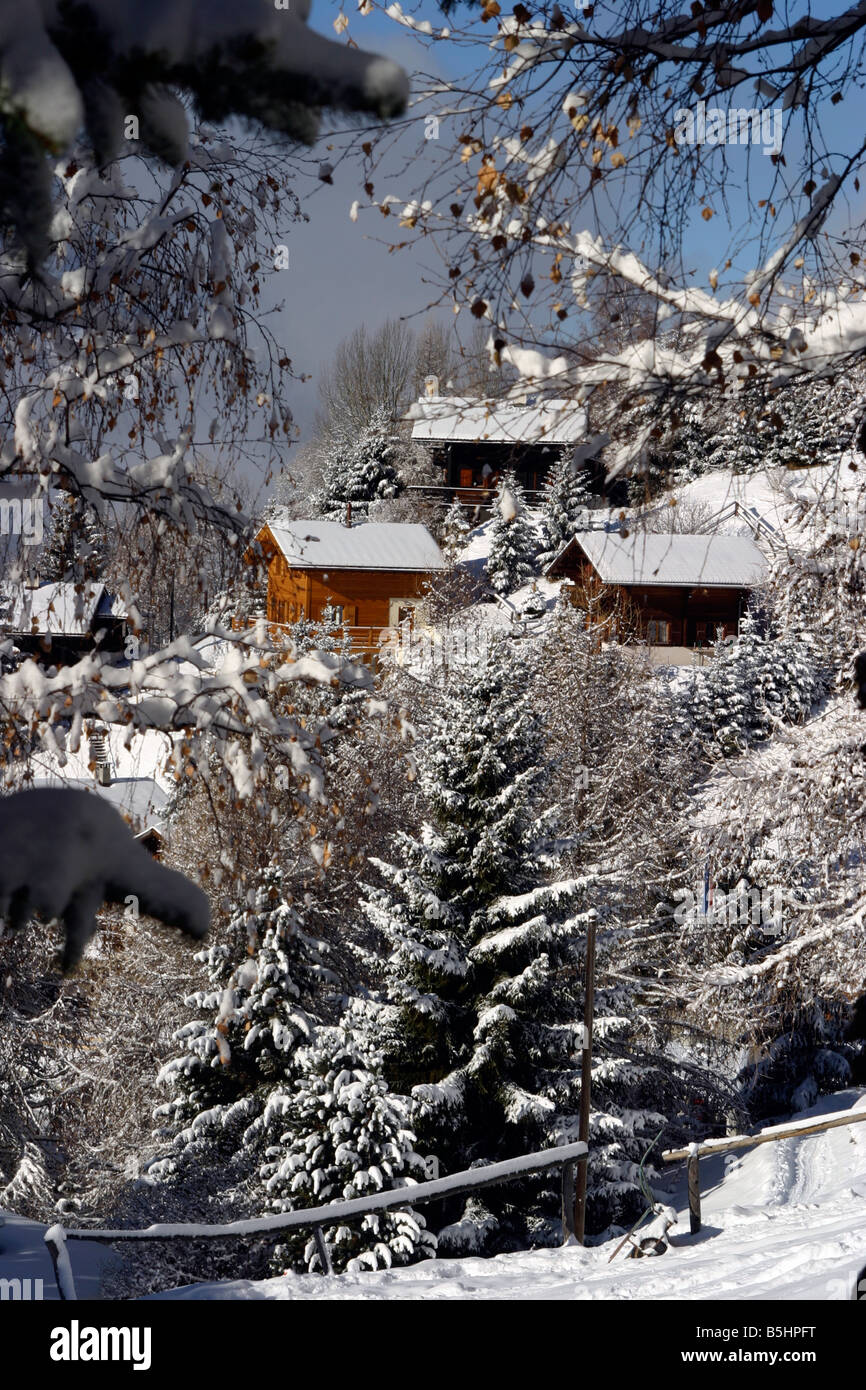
[276,1,865,443]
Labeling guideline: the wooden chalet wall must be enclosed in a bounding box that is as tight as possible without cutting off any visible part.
[627,583,747,646]
[556,556,747,646]
[264,548,429,636]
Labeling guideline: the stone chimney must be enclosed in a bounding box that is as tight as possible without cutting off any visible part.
[345,501,352,528]
[424,374,439,399]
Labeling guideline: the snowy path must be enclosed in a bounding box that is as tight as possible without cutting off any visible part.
[3,1090,864,1300]
[154,1090,866,1301]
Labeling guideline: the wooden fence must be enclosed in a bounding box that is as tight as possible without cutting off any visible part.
[663,1105,866,1233]
[44,1139,588,1299]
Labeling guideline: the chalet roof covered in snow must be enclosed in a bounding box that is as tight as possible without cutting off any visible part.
[0,582,121,635]
[409,396,588,445]
[261,519,445,573]
[549,531,768,588]
[31,774,169,836]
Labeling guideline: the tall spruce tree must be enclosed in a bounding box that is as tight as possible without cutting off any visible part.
[315,407,403,521]
[486,471,538,595]
[538,452,594,564]
[360,638,589,1253]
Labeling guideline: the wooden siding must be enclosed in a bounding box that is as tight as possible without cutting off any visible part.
[557,556,747,646]
[263,553,432,650]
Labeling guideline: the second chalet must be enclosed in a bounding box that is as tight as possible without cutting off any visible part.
[252,517,445,652]
[546,530,768,661]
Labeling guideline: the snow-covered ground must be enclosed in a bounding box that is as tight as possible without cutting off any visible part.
[144,1088,866,1300]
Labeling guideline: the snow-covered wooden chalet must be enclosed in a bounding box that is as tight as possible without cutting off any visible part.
[0,581,127,666]
[409,385,596,501]
[546,530,768,655]
[250,517,445,651]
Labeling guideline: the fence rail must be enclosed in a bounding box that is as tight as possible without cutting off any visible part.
[663,1105,866,1233]
[44,1139,587,1298]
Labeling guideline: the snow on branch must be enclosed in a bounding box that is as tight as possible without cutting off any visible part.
[0,621,373,806]
[0,0,408,259]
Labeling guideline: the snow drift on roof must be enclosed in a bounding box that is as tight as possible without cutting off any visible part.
[554,531,768,587]
[410,396,588,445]
[0,582,115,635]
[263,520,445,572]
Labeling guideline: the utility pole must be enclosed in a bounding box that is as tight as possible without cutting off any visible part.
[565,912,596,1244]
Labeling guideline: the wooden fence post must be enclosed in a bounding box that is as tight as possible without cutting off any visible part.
[687,1145,701,1234]
[561,1160,577,1242]
[44,1224,77,1300]
[313,1226,334,1276]
[574,914,596,1244]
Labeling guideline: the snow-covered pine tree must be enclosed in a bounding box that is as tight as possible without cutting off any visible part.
[626,401,713,503]
[255,1002,436,1274]
[703,384,768,475]
[662,403,715,481]
[441,497,471,557]
[759,375,856,472]
[538,452,593,564]
[150,862,330,1199]
[677,601,824,758]
[41,494,107,582]
[486,471,538,595]
[360,637,589,1254]
[315,407,404,521]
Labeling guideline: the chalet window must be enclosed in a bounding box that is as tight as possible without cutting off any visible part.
[646,619,671,645]
[331,605,344,624]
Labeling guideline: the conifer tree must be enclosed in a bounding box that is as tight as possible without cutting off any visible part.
[150,863,329,1191]
[759,377,855,472]
[663,404,714,481]
[256,1004,436,1274]
[360,638,589,1253]
[704,385,768,475]
[441,497,471,557]
[41,494,108,583]
[315,407,403,521]
[538,452,593,564]
[486,471,537,594]
[678,605,823,758]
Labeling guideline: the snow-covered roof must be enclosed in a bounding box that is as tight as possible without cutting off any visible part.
[31,775,169,833]
[0,582,119,635]
[262,520,445,572]
[409,396,588,445]
[551,531,768,587]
